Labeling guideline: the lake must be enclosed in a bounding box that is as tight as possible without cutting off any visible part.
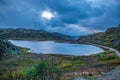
[9,40,104,56]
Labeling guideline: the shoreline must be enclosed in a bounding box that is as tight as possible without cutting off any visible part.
[87,43,120,58]
[77,42,120,58]
[10,39,120,58]
[10,39,105,56]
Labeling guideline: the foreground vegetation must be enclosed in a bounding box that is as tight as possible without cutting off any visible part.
[0,52,62,80]
[49,50,120,80]
[1,48,120,80]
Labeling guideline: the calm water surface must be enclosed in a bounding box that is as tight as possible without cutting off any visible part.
[9,40,104,56]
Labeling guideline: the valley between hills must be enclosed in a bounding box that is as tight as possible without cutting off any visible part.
[0,24,120,80]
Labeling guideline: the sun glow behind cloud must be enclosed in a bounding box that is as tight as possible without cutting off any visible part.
[41,10,55,20]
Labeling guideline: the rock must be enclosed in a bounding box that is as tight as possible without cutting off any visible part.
[0,36,20,59]
[96,66,120,80]
[74,78,86,80]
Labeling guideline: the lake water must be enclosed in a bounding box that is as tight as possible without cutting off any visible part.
[9,40,104,56]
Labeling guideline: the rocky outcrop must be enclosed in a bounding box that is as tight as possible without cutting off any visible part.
[0,36,20,59]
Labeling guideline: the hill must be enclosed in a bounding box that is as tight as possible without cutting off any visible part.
[0,28,73,41]
[78,24,120,50]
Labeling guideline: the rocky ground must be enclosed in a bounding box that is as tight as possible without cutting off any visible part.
[96,66,120,80]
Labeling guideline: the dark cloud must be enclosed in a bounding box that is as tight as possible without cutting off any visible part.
[37,0,105,24]
[0,0,120,35]
[83,0,120,30]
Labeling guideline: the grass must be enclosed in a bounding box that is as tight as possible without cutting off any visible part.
[0,49,120,80]
[49,50,120,79]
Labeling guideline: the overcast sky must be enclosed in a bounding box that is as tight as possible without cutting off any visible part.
[0,0,120,36]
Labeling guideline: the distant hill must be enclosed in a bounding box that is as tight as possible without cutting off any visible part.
[0,28,73,41]
[78,24,120,51]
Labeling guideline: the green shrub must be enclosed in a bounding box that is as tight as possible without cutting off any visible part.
[12,60,62,80]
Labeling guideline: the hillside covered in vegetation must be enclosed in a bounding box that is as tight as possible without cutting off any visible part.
[0,28,73,41]
[78,24,120,51]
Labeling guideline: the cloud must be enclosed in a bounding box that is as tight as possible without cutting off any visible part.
[0,0,120,36]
